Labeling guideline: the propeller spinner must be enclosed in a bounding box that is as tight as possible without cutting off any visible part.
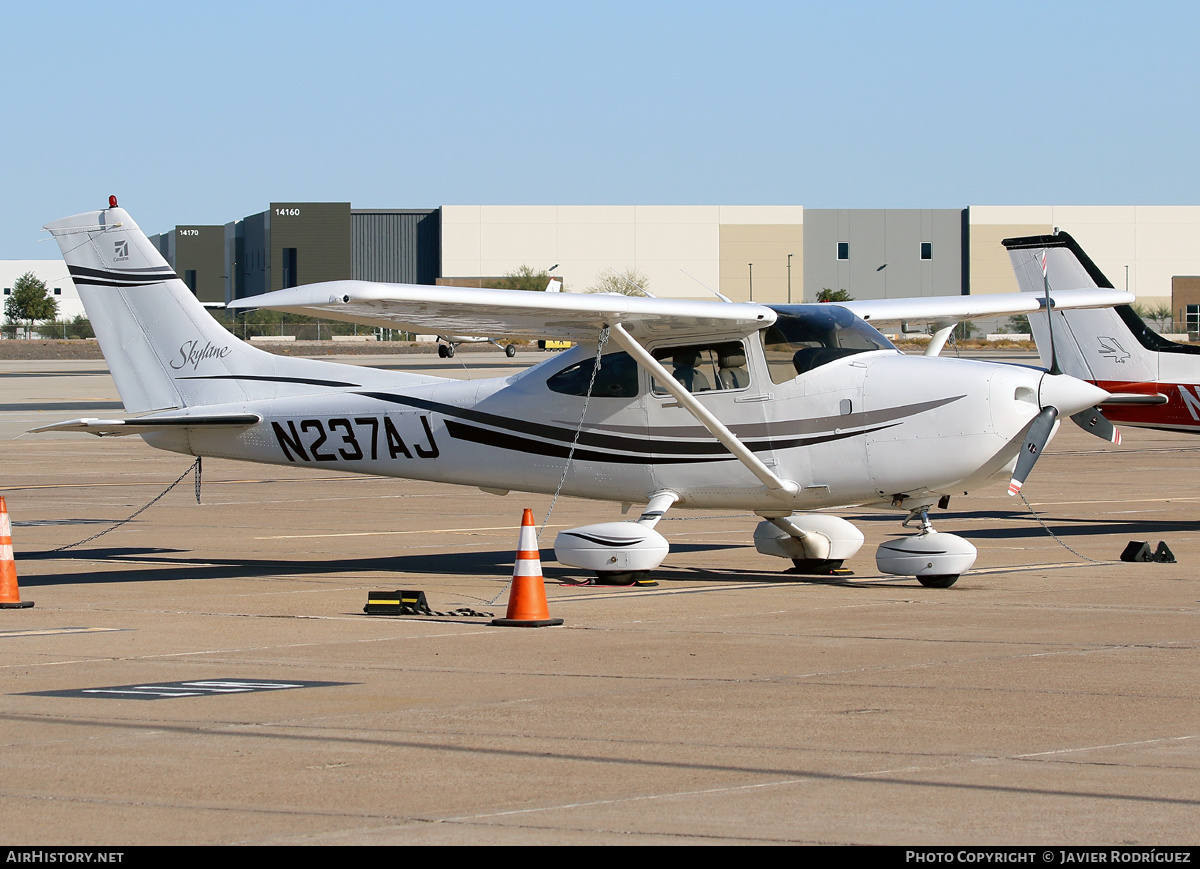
[1007,372,1111,496]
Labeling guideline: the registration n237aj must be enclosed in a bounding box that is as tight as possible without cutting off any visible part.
[271,415,439,463]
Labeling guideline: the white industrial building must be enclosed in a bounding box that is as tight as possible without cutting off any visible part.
[5,204,1200,334]
[0,260,85,322]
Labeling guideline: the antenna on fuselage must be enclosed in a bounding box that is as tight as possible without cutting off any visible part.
[611,269,656,299]
[679,268,733,303]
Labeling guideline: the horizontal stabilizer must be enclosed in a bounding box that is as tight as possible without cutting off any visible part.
[31,413,262,437]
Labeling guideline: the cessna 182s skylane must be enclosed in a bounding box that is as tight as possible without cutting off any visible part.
[36,201,1134,587]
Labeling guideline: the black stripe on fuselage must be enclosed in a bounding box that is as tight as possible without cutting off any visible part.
[568,395,963,440]
[355,386,907,453]
[444,420,723,464]
[176,374,363,388]
[445,419,897,464]
[360,390,730,455]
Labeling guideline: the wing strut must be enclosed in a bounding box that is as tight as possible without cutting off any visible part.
[923,321,958,357]
[607,323,799,498]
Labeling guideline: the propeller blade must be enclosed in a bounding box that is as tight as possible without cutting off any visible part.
[1070,407,1121,445]
[1008,406,1058,496]
[1040,248,1061,376]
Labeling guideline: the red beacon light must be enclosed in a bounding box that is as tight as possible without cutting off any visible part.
[108,195,118,208]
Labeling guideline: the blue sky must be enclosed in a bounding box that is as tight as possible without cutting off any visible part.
[3,1,1197,258]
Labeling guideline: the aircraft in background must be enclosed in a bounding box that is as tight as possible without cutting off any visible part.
[436,277,562,357]
[1002,231,1188,434]
[34,200,1131,587]
[435,335,518,358]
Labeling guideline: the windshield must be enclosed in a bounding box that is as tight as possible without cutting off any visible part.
[761,305,895,383]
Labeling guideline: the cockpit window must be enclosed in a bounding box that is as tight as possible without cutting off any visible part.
[547,351,640,398]
[650,341,750,395]
[761,305,895,383]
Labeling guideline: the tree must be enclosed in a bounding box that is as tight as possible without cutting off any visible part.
[1000,314,1030,334]
[492,265,556,292]
[586,268,650,296]
[4,272,57,338]
[1133,303,1173,332]
[69,314,94,339]
[816,288,853,302]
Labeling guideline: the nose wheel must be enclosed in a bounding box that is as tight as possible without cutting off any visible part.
[917,574,959,588]
[904,508,959,585]
[876,506,976,588]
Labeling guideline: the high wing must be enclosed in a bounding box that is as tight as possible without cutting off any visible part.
[831,288,1133,357]
[835,288,1134,324]
[227,281,776,341]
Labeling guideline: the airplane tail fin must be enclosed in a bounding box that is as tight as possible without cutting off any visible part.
[44,202,398,413]
[1004,232,1161,384]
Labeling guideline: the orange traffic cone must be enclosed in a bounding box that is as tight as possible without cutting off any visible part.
[0,497,33,609]
[492,509,563,627]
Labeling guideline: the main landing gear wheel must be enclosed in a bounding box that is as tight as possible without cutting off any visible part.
[917,574,959,589]
[789,558,845,575]
[554,522,670,588]
[437,344,448,358]
[594,570,656,587]
[505,344,517,358]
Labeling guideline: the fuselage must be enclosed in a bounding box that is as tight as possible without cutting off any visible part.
[42,206,1101,524]
[144,311,1055,512]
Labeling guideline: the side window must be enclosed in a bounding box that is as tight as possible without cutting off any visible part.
[651,341,749,395]
[547,351,640,398]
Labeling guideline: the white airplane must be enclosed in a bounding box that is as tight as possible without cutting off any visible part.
[435,335,518,358]
[1002,230,1197,435]
[34,200,1133,587]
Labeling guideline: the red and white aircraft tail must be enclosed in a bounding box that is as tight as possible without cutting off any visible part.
[1005,231,1200,433]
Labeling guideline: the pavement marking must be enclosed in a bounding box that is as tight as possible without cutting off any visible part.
[255,524,571,540]
[0,628,500,670]
[966,560,1119,574]
[1015,734,1200,758]
[25,678,351,700]
[2,476,392,492]
[1029,497,1200,506]
[441,776,813,823]
[0,627,122,638]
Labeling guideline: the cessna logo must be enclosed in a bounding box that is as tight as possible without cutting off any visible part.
[1097,336,1130,363]
[113,240,129,261]
[171,339,231,371]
